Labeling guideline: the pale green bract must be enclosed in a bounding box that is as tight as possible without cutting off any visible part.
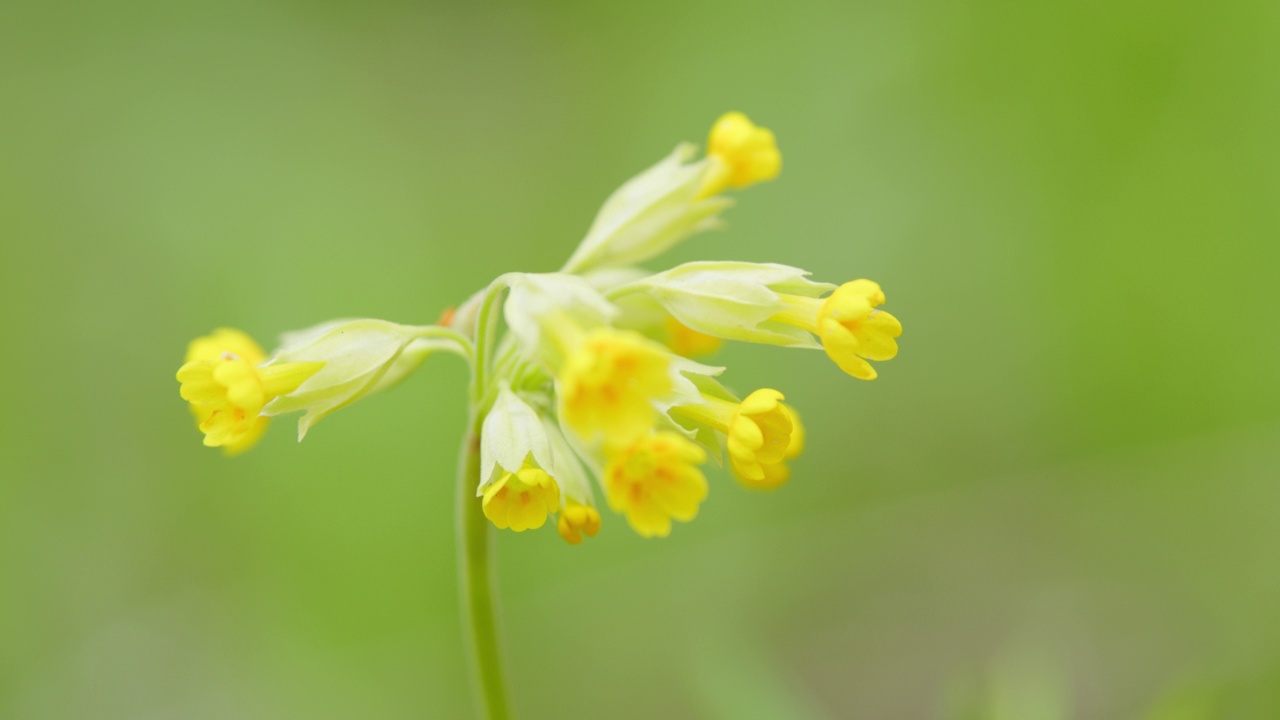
[502,272,619,371]
[560,144,733,274]
[539,414,595,507]
[478,383,555,493]
[480,383,599,508]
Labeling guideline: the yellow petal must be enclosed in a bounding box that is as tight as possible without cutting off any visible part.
[176,362,222,403]
[186,328,266,365]
[854,310,902,361]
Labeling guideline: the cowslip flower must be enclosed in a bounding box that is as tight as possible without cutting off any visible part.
[174,111,904,719]
[176,329,323,454]
[603,431,709,538]
[672,387,801,489]
[557,327,675,447]
[482,467,559,532]
[623,261,902,379]
[477,383,600,534]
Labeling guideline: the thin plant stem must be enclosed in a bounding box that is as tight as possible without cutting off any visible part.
[456,420,512,720]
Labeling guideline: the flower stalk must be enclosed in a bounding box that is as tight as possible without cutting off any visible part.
[457,416,512,720]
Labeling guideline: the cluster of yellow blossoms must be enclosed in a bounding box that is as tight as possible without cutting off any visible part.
[176,112,902,542]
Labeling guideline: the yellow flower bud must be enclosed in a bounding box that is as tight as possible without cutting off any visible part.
[557,501,602,545]
[764,278,902,380]
[815,280,902,380]
[700,112,781,197]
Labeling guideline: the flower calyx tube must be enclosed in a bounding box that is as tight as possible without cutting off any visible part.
[177,321,469,450]
[623,262,902,380]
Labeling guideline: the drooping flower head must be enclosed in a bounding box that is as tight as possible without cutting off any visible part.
[175,111,903,543]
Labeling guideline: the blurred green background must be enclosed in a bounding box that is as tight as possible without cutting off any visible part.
[3,0,1279,718]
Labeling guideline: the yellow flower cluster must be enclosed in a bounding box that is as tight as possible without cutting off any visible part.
[176,112,902,544]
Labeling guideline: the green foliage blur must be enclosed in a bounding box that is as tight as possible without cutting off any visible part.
[3,1,1278,717]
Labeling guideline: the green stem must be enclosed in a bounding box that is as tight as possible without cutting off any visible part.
[456,422,512,720]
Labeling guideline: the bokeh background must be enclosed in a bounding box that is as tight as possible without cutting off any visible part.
[3,1,1279,718]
